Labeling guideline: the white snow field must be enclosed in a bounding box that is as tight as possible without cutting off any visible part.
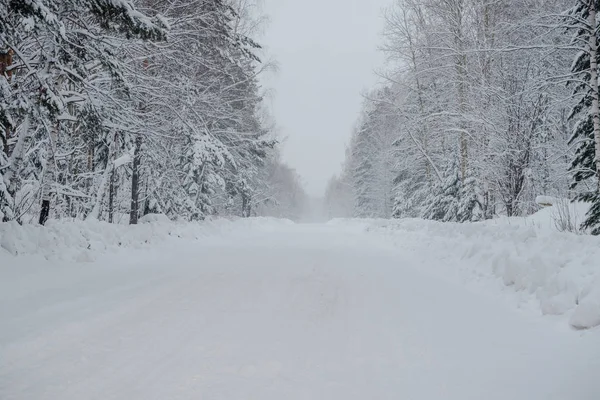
[1,218,599,400]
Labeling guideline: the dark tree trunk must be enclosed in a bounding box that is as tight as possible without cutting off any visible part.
[143,176,150,216]
[129,133,142,225]
[108,166,116,223]
[39,200,50,225]
[1,127,8,157]
[1,50,13,177]
[39,123,58,225]
[241,193,251,218]
[505,201,513,218]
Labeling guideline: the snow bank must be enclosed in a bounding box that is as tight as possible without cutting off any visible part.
[332,207,600,330]
[504,199,590,233]
[0,216,293,263]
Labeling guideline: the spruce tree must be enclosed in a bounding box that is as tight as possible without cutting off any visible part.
[567,0,600,234]
[457,169,484,222]
[0,0,166,224]
[423,160,461,222]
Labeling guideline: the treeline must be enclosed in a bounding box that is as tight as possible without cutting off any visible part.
[0,0,307,225]
[326,0,600,234]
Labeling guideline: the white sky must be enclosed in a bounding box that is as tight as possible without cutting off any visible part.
[260,0,392,197]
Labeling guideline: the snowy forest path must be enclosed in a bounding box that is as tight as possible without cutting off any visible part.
[0,222,597,399]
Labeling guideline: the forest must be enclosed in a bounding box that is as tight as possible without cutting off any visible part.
[5,0,600,233]
[325,0,600,234]
[3,2,600,396]
[0,0,307,225]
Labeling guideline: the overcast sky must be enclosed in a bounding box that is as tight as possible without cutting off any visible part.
[260,0,392,197]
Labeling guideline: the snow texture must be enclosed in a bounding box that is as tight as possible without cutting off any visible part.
[113,152,133,168]
[332,203,600,330]
[1,217,599,400]
[0,216,292,262]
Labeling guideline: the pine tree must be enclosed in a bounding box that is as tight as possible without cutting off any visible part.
[336,0,574,225]
[423,160,461,222]
[392,169,429,219]
[0,0,294,224]
[457,169,484,222]
[567,0,600,234]
[0,0,166,224]
[350,119,379,218]
[133,0,267,221]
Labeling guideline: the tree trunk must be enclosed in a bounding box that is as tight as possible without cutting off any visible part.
[108,166,116,223]
[451,0,468,182]
[457,55,469,183]
[39,123,58,225]
[589,1,600,185]
[241,193,249,218]
[39,200,50,225]
[1,49,13,159]
[129,132,142,225]
[108,132,118,223]
[143,176,150,216]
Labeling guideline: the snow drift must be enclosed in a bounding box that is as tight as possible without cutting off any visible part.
[0,216,293,263]
[2,206,598,330]
[331,203,600,330]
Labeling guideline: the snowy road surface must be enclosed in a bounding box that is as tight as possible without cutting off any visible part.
[1,222,598,399]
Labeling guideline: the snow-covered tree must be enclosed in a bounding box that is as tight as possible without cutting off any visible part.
[0,0,166,223]
[1,0,297,224]
[566,0,600,234]
[252,153,308,221]
[324,173,353,219]
[423,159,461,222]
[345,88,399,218]
[333,0,577,226]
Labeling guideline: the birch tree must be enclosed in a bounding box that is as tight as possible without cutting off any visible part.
[567,0,600,234]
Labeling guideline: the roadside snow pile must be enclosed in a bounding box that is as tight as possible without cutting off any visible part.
[0,216,293,263]
[500,198,590,233]
[332,205,600,330]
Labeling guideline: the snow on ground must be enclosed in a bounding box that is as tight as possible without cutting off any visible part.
[1,217,599,399]
[0,216,293,262]
[331,202,600,330]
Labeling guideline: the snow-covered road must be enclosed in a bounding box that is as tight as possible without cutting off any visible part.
[1,222,598,399]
